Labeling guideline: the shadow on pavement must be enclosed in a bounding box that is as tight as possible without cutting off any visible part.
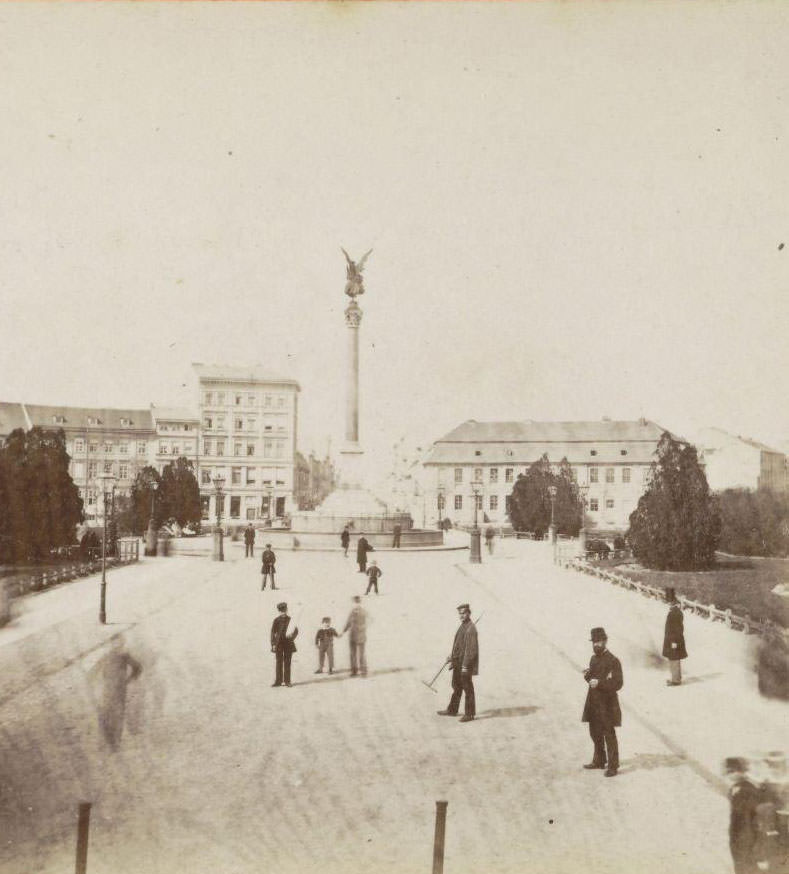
[619,752,688,774]
[476,705,540,720]
[292,666,416,687]
[676,672,724,685]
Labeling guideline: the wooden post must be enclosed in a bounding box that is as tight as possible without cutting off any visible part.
[432,800,448,874]
[75,801,91,874]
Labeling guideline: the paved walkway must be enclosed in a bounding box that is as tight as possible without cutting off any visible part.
[0,542,784,873]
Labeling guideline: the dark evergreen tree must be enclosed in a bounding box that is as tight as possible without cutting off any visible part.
[0,427,83,562]
[159,457,201,527]
[508,454,581,537]
[129,466,163,535]
[627,432,720,570]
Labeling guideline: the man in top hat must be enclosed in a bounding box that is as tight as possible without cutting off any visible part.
[270,602,298,687]
[437,603,478,723]
[243,522,256,558]
[663,587,687,686]
[261,543,277,590]
[582,627,623,777]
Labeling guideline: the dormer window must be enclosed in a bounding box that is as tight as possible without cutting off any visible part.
[120,417,132,428]
[474,450,482,456]
[620,449,628,456]
[590,449,597,456]
[87,416,97,426]
[52,415,66,425]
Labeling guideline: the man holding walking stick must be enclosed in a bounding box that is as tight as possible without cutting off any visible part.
[436,603,478,723]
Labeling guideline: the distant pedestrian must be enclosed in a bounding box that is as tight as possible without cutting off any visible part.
[343,595,368,677]
[485,526,495,555]
[90,634,142,751]
[261,544,277,590]
[392,523,402,549]
[341,525,350,557]
[314,617,340,674]
[437,603,478,723]
[356,535,373,574]
[663,587,687,686]
[244,523,256,558]
[270,602,298,687]
[582,627,623,777]
[365,559,383,595]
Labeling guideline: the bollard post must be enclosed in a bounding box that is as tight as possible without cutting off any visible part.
[432,800,448,874]
[75,801,91,874]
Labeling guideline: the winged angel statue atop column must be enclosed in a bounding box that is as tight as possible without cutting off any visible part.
[342,248,373,299]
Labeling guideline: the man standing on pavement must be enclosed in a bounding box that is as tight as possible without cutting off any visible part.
[270,602,298,687]
[392,522,402,549]
[343,595,368,677]
[582,627,623,777]
[437,603,478,723]
[356,535,373,574]
[261,543,277,590]
[663,587,687,686]
[365,559,383,595]
[244,523,256,558]
[485,525,495,555]
[341,525,350,557]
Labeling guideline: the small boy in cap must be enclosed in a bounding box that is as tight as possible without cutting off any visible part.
[581,627,623,777]
[365,559,383,595]
[314,617,340,674]
[261,543,277,590]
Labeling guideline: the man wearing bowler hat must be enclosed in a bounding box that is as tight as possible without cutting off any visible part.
[582,627,623,777]
[270,602,298,687]
[437,603,478,723]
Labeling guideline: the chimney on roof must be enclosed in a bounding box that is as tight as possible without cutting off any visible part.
[638,417,647,426]
[602,416,611,422]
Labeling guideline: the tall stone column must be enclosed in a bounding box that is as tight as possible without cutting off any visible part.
[345,300,362,447]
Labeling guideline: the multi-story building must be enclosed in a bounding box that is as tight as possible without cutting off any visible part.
[696,428,787,493]
[21,404,155,522]
[193,364,300,524]
[423,418,670,533]
[151,406,200,475]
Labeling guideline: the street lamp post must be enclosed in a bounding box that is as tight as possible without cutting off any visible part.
[145,480,159,557]
[578,484,589,559]
[470,481,482,564]
[213,475,225,562]
[99,474,116,624]
[436,485,445,531]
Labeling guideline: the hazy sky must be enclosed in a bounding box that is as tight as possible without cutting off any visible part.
[1,2,787,466]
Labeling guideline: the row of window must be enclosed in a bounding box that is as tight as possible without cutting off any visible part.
[203,415,288,434]
[447,494,617,512]
[74,462,132,480]
[453,466,634,485]
[203,439,286,458]
[204,392,288,409]
[158,423,194,433]
[202,494,284,521]
[158,443,195,456]
[70,439,147,455]
[200,468,288,487]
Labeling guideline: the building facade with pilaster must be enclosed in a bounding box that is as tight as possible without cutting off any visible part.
[193,364,300,524]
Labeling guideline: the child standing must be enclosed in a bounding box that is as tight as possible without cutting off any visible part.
[314,617,340,674]
[365,559,383,595]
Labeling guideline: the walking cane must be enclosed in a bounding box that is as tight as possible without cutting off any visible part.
[421,612,484,693]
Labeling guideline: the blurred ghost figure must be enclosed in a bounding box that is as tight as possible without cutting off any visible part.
[90,634,142,751]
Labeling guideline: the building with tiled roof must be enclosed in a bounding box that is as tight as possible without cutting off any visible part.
[0,403,156,522]
[423,418,671,532]
[695,427,787,493]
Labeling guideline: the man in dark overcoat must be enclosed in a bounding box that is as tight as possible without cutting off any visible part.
[725,757,762,874]
[663,587,687,686]
[356,535,373,573]
[392,523,402,549]
[270,602,298,687]
[340,526,350,557]
[437,603,478,723]
[244,523,256,558]
[582,626,623,777]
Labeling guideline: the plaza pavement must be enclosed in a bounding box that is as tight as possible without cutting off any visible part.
[0,539,785,874]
